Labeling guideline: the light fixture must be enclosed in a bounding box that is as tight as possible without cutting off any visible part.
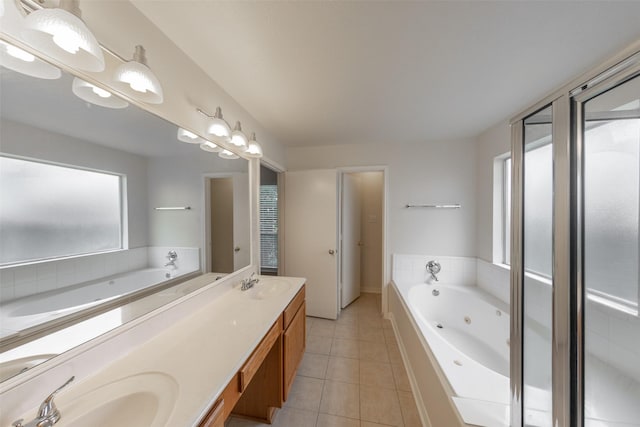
[230,121,248,149]
[218,149,239,160]
[244,132,263,158]
[71,77,128,109]
[200,140,221,153]
[21,0,105,72]
[0,0,61,79]
[177,127,206,144]
[113,45,163,104]
[205,106,231,143]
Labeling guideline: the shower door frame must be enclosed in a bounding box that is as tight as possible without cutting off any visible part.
[509,42,640,427]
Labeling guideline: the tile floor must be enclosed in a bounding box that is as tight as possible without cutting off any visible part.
[226,293,422,427]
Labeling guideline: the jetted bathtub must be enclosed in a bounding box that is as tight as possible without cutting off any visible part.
[0,268,191,338]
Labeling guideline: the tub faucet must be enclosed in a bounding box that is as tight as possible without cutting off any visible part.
[12,376,74,427]
[241,273,260,291]
[426,260,441,282]
[164,250,178,267]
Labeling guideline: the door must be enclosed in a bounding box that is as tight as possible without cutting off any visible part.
[233,172,250,270]
[341,173,361,308]
[284,169,338,319]
[210,177,234,273]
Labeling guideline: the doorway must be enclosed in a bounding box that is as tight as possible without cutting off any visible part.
[340,171,384,309]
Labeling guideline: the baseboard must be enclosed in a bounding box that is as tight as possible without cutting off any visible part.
[360,286,381,294]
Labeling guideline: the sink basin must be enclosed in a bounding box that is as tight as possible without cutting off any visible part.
[246,280,291,300]
[0,354,57,382]
[59,372,177,427]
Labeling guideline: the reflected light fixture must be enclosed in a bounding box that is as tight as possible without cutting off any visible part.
[244,132,263,158]
[177,127,206,144]
[200,140,221,153]
[72,77,128,109]
[205,106,231,143]
[218,149,239,160]
[230,121,248,149]
[21,0,105,72]
[0,0,61,79]
[113,45,163,104]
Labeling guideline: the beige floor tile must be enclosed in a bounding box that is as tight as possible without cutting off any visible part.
[307,335,333,355]
[326,356,360,384]
[298,352,329,379]
[331,338,360,359]
[273,407,318,427]
[316,413,361,427]
[397,391,422,427]
[361,422,393,427]
[391,363,411,392]
[383,328,397,345]
[359,386,403,426]
[386,341,403,366]
[359,361,395,389]
[310,320,336,338]
[359,341,389,363]
[359,314,383,329]
[358,326,385,343]
[226,416,270,427]
[285,375,324,412]
[336,313,359,328]
[319,380,360,419]
[335,325,359,340]
[382,318,393,330]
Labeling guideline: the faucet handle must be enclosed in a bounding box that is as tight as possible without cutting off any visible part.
[38,376,74,420]
[11,419,23,427]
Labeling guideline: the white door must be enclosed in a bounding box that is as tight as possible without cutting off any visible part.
[284,169,338,319]
[341,174,361,308]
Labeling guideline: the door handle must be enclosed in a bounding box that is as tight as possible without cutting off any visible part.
[234,247,240,252]
[328,249,335,255]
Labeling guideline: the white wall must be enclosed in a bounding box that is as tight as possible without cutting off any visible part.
[474,121,511,263]
[286,140,478,258]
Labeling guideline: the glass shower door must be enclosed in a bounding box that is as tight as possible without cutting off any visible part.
[581,74,640,427]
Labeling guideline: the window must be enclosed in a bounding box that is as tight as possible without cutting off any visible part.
[0,156,123,266]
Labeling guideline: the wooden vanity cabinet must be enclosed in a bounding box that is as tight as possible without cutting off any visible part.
[199,399,224,427]
[283,287,306,401]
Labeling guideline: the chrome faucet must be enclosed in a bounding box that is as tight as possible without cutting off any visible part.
[240,273,260,291]
[12,376,74,427]
[164,250,178,267]
[426,260,441,282]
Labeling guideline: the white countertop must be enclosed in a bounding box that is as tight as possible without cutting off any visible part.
[24,274,305,427]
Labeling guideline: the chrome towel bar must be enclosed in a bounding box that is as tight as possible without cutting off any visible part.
[405,204,461,209]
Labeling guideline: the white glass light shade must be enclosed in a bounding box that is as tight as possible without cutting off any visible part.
[230,121,248,149]
[21,0,105,72]
[71,77,128,109]
[113,49,163,104]
[177,128,205,144]
[244,132,263,158]
[0,40,61,79]
[200,140,221,153]
[206,106,231,143]
[218,149,239,160]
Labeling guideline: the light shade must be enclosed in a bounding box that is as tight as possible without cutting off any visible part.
[113,45,163,104]
[177,127,206,144]
[200,140,221,153]
[206,106,231,143]
[0,39,61,79]
[72,77,128,109]
[230,121,248,149]
[244,132,263,158]
[219,149,239,160]
[21,0,105,72]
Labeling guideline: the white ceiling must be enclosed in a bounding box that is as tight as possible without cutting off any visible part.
[132,1,640,147]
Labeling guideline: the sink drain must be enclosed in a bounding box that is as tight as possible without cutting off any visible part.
[436,323,443,329]
[454,360,463,366]
[464,316,471,325]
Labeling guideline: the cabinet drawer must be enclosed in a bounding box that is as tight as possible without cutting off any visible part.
[283,286,305,330]
[199,398,224,427]
[239,316,282,392]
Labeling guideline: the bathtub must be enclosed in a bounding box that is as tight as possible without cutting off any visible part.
[390,280,513,426]
[0,268,192,339]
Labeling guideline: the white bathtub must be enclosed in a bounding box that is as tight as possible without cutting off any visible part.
[0,268,190,338]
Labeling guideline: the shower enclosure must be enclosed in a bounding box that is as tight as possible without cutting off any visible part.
[510,47,640,427]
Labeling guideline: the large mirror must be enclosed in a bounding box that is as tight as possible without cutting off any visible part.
[0,54,251,381]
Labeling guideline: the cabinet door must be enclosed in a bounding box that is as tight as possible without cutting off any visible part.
[283,301,306,400]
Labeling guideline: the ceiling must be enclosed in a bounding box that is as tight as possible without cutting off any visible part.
[133,1,640,147]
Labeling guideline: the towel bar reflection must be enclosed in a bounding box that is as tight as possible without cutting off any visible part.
[405,204,461,209]
[154,206,192,211]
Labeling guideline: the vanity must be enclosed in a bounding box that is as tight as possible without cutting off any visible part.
[2,275,306,427]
